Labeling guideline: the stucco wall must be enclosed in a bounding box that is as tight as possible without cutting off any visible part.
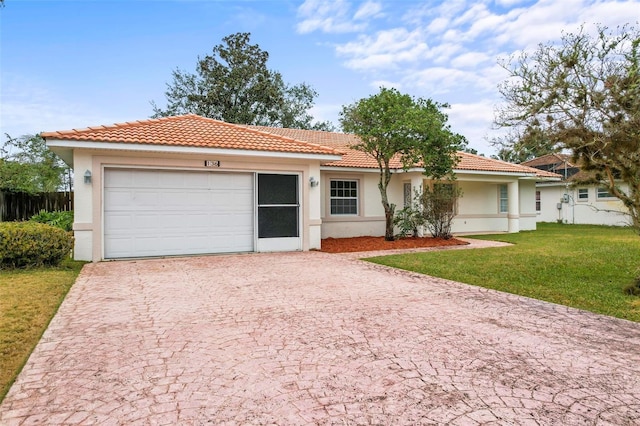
[320,170,535,238]
[71,151,95,261]
[537,184,630,226]
[321,171,385,238]
[72,149,323,261]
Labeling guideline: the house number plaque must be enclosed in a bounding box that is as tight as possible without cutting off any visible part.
[204,160,221,167]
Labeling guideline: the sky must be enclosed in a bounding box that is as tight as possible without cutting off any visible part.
[1,0,638,155]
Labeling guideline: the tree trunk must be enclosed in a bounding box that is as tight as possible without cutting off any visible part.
[383,200,396,241]
[378,163,395,241]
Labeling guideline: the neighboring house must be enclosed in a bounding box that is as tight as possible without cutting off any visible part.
[43,114,559,262]
[522,154,630,226]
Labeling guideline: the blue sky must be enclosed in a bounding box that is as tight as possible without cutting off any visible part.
[1,0,638,155]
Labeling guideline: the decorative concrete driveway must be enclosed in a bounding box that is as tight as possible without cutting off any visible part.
[2,249,640,425]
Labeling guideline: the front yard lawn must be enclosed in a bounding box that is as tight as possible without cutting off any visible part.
[366,223,640,322]
[0,260,84,402]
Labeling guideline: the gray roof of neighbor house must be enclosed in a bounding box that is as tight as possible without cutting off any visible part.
[522,153,580,180]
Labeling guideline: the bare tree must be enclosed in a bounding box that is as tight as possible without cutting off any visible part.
[495,25,640,232]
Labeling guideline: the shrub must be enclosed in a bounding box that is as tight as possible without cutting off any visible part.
[419,183,462,240]
[30,210,74,232]
[0,222,73,268]
[393,206,423,237]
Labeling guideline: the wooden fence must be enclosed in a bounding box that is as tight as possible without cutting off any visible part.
[0,191,73,222]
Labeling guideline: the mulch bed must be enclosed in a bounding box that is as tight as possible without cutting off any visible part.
[320,236,469,253]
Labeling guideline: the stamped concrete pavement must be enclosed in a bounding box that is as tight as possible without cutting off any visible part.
[2,244,640,425]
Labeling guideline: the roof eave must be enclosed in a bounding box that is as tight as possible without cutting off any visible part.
[404,167,540,178]
[320,165,561,179]
[45,139,342,163]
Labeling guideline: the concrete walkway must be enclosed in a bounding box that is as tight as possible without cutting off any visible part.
[2,241,640,425]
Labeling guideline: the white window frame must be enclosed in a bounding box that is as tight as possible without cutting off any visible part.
[577,188,589,202]
[535,190,541,212]
[329,179,359,215]
[597,187,615,200]
[499,184,508,214]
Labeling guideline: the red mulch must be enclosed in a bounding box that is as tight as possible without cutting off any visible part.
[320,236,469,253]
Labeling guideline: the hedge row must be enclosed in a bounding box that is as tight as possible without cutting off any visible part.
[0,222,73,268]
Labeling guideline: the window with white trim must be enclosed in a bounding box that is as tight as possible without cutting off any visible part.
[597,187,614,199]
[330,180,358,215]
[577,188,589,201]
[499,184,508,213]
[535,190,541,212]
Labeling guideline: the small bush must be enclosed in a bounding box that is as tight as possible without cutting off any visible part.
[394,206,422,237]
[0,222,73,268]
[30,210,74,232]
[419,182,462,240]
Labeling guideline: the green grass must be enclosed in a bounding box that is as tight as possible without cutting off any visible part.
[367,223,640,322]
[0,259,85,402]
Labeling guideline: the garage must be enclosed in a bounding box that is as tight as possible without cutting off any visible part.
[104,168,254,258]
[43,114,340,261]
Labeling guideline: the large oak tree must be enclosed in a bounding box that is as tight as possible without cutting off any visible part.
[495,25,640,233]
[152,32,333,130]
[340,87,466,240]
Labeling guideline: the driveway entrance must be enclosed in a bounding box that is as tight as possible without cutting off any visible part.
[2,250,640,424]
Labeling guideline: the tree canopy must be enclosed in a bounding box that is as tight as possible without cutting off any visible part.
[0,134,70,194]
[340,87,466,240]
[495,25,640,232]
[491,126,559,163]
[152,32,333,131]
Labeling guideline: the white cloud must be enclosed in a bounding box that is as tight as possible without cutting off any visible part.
[494,0,530,6]
[576,1,640,28]
[452,3,490,28]
[336,28,429,70]
[354,1,383,20]
[450,51,491,68]
[450,100,496,124]
[448,100,499,154]
[488,0,640,53]
[425,42,465,65]
[426,17,449,34]
[296,0,371,34]
[0,73,126,140]
[310,102,343,125]
[409,67,478,94]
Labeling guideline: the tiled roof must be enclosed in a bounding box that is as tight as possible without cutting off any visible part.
[42,114,339,156]
[521,153,574,168]
[456,152,559,177]
[247,126,560,178]
[42,115,559,178]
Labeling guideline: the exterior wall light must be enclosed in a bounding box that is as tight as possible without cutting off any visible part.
[84,170,92,184]
[309,176,319,187]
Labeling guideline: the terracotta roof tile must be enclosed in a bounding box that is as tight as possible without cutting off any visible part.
[455,152,558,177]
[42,115,560,178]
[247,126,560,178]
[42,114,339,156]
[521,153,574,168]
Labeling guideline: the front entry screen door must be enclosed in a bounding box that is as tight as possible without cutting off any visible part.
[257,174,301,251]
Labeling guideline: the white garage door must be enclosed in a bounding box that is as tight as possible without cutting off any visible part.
[104,169,254,258]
